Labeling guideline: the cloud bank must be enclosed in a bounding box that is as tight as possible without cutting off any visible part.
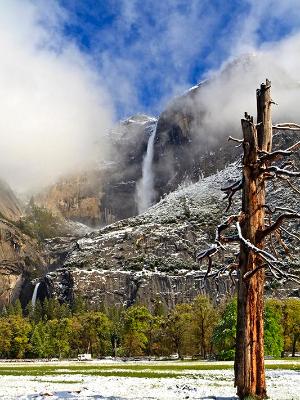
[1,0,300,193]
[60,0,300,122]
[0,0,114,192]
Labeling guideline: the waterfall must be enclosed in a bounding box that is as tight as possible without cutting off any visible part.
[136,124,157,214]
[31,282,40,308]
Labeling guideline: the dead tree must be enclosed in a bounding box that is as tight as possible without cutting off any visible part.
[197,79,300,399]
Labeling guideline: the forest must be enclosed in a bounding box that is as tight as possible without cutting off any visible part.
[0,295,299,361]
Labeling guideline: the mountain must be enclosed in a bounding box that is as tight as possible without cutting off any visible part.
[1,59,299,310]
[35,127,300,310]
[0,180,46,307]
[34,114,157,227]
[0,179,22,221]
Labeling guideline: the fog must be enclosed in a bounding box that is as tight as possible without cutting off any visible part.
[1,0,300,195]
[185,33,300,146]
[0,1,114,192]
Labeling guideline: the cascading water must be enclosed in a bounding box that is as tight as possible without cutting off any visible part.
[31,282,40,308]
[136,123,157,214]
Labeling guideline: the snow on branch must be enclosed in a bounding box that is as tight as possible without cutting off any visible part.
[264,166,300,177]
[236,222,300,284]
[273,123,300,131]
[228,136,244,147]
[258,140,300,165]
[196,213,244,280]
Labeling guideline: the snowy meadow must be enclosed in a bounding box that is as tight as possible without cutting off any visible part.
[0,360,299,400]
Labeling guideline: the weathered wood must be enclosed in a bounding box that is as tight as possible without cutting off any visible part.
[257,79,272,152]
[234,80,272,399]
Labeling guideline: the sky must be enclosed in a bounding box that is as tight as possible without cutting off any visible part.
[57,0,300,116]
[1,0,300,191]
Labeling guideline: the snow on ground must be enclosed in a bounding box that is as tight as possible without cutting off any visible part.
[0,361,299,400]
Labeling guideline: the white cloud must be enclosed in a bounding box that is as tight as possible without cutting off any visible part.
[0,0,114,192]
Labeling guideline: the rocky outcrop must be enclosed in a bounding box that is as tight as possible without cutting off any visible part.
[34,170,106,227]
[0,179,23,221]
[0,180,46,308]
[35,144,300,309]
[0,217,46,307]
[45,268,233,310]
[35,115,157,226]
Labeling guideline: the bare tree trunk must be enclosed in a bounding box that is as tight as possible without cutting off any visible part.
[292,334,298,357]
[234,80,272,399]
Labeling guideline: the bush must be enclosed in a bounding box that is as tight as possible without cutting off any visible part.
[17,203,68,241]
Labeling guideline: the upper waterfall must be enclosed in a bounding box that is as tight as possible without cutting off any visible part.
[136,123,157,214]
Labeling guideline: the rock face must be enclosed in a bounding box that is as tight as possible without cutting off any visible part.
[4,69,299,309]
[34,170,106,227]
[29,56,300,226]
[152,80,244,200]
[0,179,23,221]
[35,115,157,226]
[0,180,46,308]
[37,134,300,309]
[41,164,237,309]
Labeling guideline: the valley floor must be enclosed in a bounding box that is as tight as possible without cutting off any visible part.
[0,360,299,400]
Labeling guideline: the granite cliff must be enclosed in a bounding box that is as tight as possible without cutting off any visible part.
[35,127,300,310]
[0,181,46,307]
[1,70,299,310]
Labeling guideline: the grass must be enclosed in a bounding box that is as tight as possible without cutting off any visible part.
[0,361,298,378]
[32,379,82,384]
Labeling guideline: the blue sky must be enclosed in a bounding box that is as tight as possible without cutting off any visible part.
[1,0,300,190]
[56,0,300,118]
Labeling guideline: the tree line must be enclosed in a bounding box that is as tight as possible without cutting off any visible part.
[0,295,299,360]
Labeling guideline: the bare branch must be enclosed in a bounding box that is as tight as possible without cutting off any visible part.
[236,221,277,262]
[274,229,290,256]
[221,179,243,212]
[258,149,293,164]
[244,265,265,280]
[273,123,300,131]
[277,175,300,196]
[236,221,300,283]
[258,140,300,166]
[264,205,299,214]
[264,166,300,177]
[280,226,300,242]
[228,136,244,147]
[274,122,300,128]
[215,213,244,243]
[259,212,300,240]
[197,214,244,278]
[266,263,300,285]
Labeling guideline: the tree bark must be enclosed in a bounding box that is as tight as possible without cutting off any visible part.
[234,80,272,399]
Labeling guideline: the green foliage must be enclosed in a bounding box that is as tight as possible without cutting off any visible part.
[17,203,67,241]
[121,306,152,356]
[8,316,32,358]
[191,295,219,358]
[165,303,194,358]
[213,298,237,360]
[264,299,284,357]
[0,296,298,360]
[281,298,300,356]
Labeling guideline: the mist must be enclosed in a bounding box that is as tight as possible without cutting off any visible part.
[1,0,300,196]
[0,1,114,193]
[192,38,300,144]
